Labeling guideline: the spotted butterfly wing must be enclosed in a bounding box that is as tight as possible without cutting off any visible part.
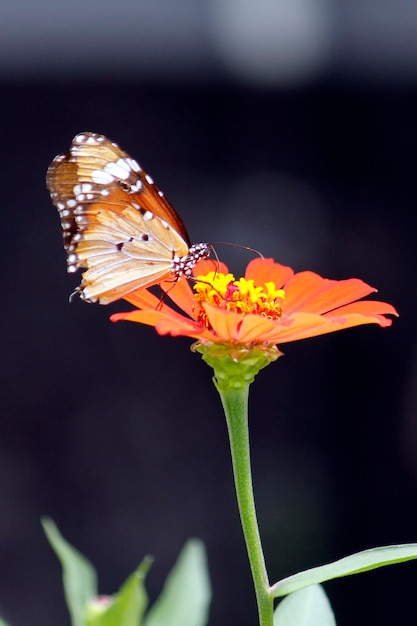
[47,132,210,304]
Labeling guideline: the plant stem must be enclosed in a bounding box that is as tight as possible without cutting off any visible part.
[219,384,273,626]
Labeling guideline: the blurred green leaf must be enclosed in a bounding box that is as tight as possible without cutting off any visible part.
[271,543,417,597]
[42,517,98,626]
[86,557,152,626]
[144,539,211,626]
[0,618,13,626]
[274,585,336,626]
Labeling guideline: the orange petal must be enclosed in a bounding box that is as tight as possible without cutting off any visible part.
[124,287,161,309]
[111,308,171,327]
[283,273,376,314]
[202,305,243,343]
[155,317,212,339]
[203,304,278,344]
[262,310,393,344]
[233,314,282,344]
[111,303,190,328]
[325,299,398,319]
[112,304,216,341]
[158,276,196,316]
[255,312,329,343]
[124,277,197,317]
[193,258,229,277]
[245,258,294,288]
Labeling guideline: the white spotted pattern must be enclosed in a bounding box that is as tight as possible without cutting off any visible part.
[47,131,211,304]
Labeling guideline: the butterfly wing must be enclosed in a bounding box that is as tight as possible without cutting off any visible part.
[47,132,191,304]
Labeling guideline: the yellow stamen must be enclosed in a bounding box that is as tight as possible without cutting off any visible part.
[193,271,285,328]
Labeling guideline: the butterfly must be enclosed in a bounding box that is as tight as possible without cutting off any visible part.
[46,132,211,304]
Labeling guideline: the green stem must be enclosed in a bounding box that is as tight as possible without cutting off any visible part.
[219,384,273,626]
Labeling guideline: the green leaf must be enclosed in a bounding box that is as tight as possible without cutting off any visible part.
[86,557,152,626]
[143,539,211,626]
[274,585,336,626]
[271,543,417,598]
[0,618,13,626]
[42,517,98,626]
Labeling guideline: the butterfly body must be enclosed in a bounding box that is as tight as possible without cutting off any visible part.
[47,132,210,304]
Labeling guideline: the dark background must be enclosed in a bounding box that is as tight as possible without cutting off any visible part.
[2,3,417,625]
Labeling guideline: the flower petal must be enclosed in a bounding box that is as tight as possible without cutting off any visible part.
[283,273,377,314]
[234,315,282,344]
[257,312,330,343]
[201,304,243,343]
[113,255,397,349]
[193,258,229,277]
[112,303,217,341]
[110,305,186,328]
[159,277,196,316]
[203,303,279,344]
[124,277,197,318]
[323,300,398,327]
[124,287,161,309]
[155,317,212,339]
[261,310,395,344]
[245,258,294,289]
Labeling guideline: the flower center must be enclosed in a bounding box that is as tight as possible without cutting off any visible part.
[193,271,285,329]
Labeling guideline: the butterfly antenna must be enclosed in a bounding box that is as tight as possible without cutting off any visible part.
[211,242,264,259]
[209,243,221,276]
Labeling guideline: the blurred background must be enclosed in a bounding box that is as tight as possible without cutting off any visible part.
[1,0,417,624]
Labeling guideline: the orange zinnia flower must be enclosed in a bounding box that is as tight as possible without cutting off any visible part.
[110,258,397,347]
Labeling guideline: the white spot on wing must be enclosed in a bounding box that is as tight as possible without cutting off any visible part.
[92,169,114,184]
[127,158,141,172]
[73,183,93,195]
[128,180,143,193]
[104,160,130,180]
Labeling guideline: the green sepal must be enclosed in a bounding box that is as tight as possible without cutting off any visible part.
[193,342,282,391]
